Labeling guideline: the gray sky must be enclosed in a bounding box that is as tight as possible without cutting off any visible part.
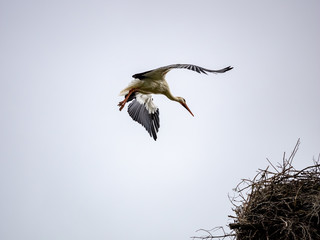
[0,1,319,239]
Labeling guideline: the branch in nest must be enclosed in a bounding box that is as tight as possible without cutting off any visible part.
[191,227,235,240]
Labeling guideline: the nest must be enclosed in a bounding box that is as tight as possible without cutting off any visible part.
[193,140,320,240]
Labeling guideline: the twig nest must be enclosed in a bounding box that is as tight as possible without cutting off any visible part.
[230,141,320,240]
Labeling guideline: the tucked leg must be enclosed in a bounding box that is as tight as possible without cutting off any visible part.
[118,88,136,111]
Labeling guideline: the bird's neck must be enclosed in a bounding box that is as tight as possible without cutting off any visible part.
[165,90,179,102]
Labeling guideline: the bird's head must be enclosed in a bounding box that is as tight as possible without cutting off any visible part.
[176,97,194,117]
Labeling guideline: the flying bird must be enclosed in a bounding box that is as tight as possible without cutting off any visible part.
[118,64,233,140]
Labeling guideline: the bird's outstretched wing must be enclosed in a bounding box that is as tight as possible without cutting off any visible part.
[127,93,160,140]
[132,64,233,80]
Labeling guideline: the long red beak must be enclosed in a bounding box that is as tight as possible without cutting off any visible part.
[180,102,194,117]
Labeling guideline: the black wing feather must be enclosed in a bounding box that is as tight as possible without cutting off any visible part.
[166,64,233,74]
[132,70,153,80]
[127,98,160,140]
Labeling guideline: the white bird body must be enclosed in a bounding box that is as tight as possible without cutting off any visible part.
[120,78,170,96]
[118,64,233,140]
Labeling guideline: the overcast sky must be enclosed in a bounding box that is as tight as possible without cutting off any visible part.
[0,1,319,240]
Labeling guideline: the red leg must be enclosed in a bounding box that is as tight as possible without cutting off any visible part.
[118,88,136,111]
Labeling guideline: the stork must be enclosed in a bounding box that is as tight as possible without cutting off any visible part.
[118,64,233,140]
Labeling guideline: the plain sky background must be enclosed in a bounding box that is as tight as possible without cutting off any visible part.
[1,1,319,239]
